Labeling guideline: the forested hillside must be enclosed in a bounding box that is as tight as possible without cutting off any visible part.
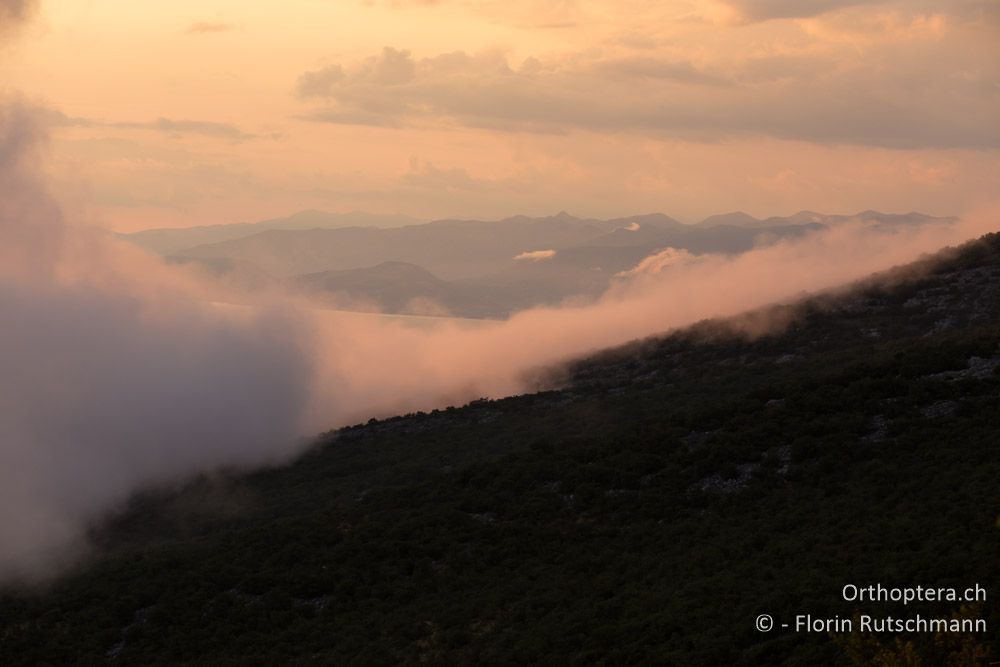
[2,234,998,666]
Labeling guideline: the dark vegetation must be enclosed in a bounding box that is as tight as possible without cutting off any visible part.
[2,233,999,665]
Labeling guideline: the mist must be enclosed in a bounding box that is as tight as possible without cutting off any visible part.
[300,212,993,428]
[0,0,318,581]
[2,89,994,580]
[0,102,320,580]
[2,90,994,579]
[1,0,996,583]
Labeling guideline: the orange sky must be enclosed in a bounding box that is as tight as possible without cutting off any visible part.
[6,0,999,230]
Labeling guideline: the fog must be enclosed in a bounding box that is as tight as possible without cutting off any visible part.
[302,212,992,428]
[2,95,994,581]
[0,102,319,580]
[0,0,995,582]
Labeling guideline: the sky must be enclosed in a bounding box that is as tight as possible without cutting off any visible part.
[4,0,1000,230]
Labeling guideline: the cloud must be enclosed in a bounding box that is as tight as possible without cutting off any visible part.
[716,0,881,22]
[0,5,311,582]
[514,249,556,261]
[295,40,1000,149]
[368,0,585,29]
[37,108,259,143]
[0,100,321,581]
[615,247,696,278]
[592,56,731,87]
[298,47,415,97]
[3,92,995,580]
[301,211,996,436]
[39,107,257,141]
[38,108,97,128]
[296,65,346,98]
[1,0,997,584]
[114,117,255,141]
[297,108,400,127]
[715,0,1000,24]
[0,0,35,27]
[402,159,497,191]
[186,21,235,34]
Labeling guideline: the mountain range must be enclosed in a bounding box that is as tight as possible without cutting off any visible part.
[126,210,955,318]
[121,211,421,256]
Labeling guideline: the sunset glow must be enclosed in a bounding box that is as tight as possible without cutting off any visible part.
[7,0,998,230]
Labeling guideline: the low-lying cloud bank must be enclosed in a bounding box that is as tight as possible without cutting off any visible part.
[0,102,318,581]
[2,5,330,581]
[0,0,996,583]
[1,93,993,580]
[306,212,993,428]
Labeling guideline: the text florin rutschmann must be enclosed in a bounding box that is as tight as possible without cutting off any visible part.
[795,584,988,634]
[754,584,990,634]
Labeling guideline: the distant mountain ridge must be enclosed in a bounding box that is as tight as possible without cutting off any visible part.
[120,211,422,255]
[169,209,940,279]
[122,209,953,258]
[696,209,954,229]
[125,209,956,318]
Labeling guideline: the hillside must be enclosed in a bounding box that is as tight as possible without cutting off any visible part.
[2,233,998,665]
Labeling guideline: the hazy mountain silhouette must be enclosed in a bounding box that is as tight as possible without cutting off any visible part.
[697,211,760,227]
[698,209,954,229]
[172,212,613,279]
[133,210,955,318]
[120,210,421,255]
